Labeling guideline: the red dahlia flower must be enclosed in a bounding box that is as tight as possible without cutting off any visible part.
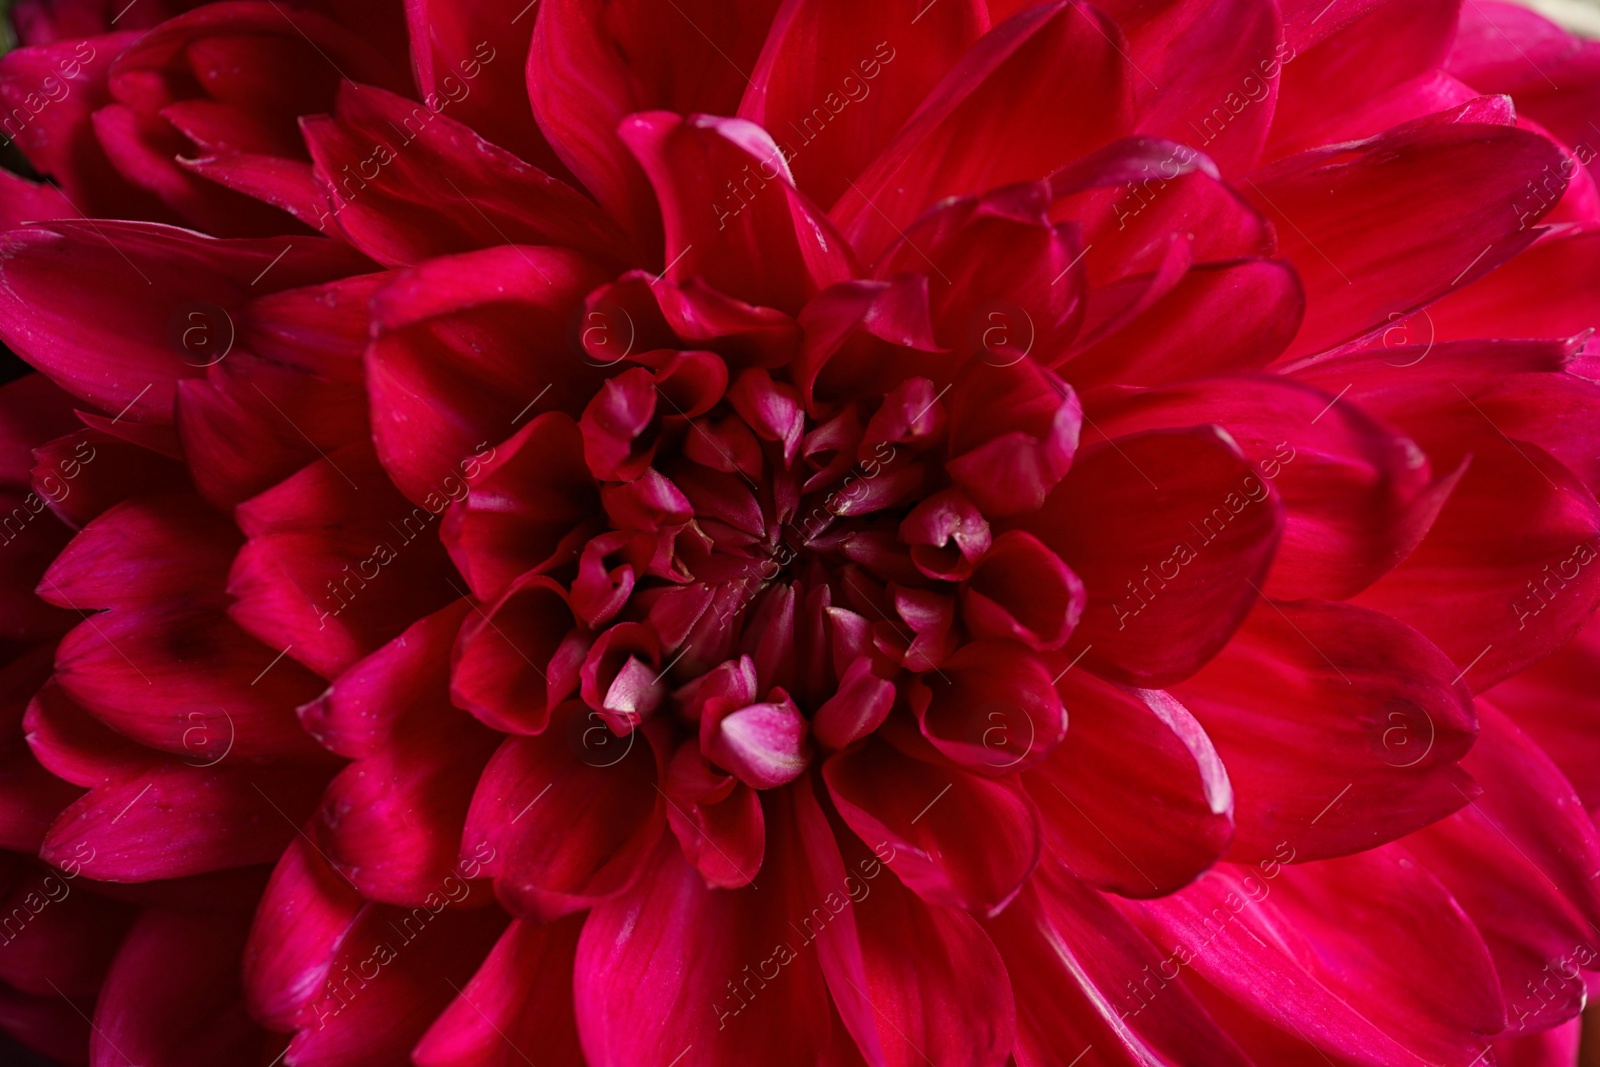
[1,0,1600,1064]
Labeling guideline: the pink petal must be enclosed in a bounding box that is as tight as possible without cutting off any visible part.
[461,704,662,919]
[413,915,586,1067]
[574,792,834,1067]
[1175,598,1477,862]
[1027,677,1232,896]
[739,0,987,207]
[242,837,363,1031]
[1129,849,1504,1067]
[801,797,1016,1067]
[298,600,471,760]
[282,904,505,1067]
[824,733,1040,915]
[0,222,368,424]
[451,574,587,736]
[404,0,570,173]
[1245,123,1562,358]
[229,443,461,679]
[1116,0,1284,172]
[441,412,599,602]
[92,909,266,1067]
[1088,374,1440,599]
[529,0,783,246]
[367,245,612,503]
[1061,259,1303,388]
[832,2,1132,259]
[41,762,324,881]
[619,111,854,314]
[1268,0,1463,159]
[303,82,631,268]
[984,857,1253,1067]
[1018,425,1283,687]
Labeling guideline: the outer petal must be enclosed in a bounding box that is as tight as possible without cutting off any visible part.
[823,733,1040,916]
[1428,704,1600,934]
[229,444,460,679]
[618,112,854,314]
[739,0,987,206]
[1244,123,1562,357]
[242,837,363,1031]
[42,492,330,764]
[528,0,783,245]
[461,704,662,920]
[0,223,368,424]
[573,792,834,1067]
[799,797,1016,1067]
[1026,677,1233,897]
[366,245,612,503]
[1088,374,1439,600]
[405,0,570,173]
[0,858,131,997]
[413,915,586,1067]
[303,83,631,268]
[1061,259,1303,388]
[1352,438,1600,691]
[1109,0,1283,172]
[40,762,323,881]
[1128,851,1505,1067]
[303,659,502,890]
[1448,0,1600,187]
[282,903,505,1067]
[1016,426,1283,687]
[297,600,471,761]
[984,857,1254,1067]
[312,702,499,906]
[91,909,265,1067]
[176,327,374,510]
[1268,0,1464,157]
[1174,599,1477,862]
[831,2,1132,259]
[0,32,169,219]
[1294,340,1600,688]
[1487,613,1600,809]
[1428,229,1600,342]
[1493,1018,1582,1066]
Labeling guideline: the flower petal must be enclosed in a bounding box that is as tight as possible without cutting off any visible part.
[0,223,368,424]
[41,762,323,881]
[1026,677,1232,897]
[461,704,662,920]
[984,857,1253,1067]
[823,733,1040,915]
[802,799,1016,1067]
[1129,850,1504,1067]
[739,0,986,207]
[303,83,632,268]
[619,112,854,315]
[1017,426,1283,687]
[832,1,1132,259]
[412,915,586,1067]
[528,0,783,245]
[1245,123,1563,358]
[366,245,612,503]
[229,443,461,679]
[1088,374,1439,600]
[1174,598,1477,862]
[92,909,266,1067]
[573,793,834,1067]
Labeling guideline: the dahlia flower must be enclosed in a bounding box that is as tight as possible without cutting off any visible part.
[1,0,1600,1063]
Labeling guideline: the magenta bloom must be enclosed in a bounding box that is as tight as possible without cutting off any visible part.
[1,0,1600,1064]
